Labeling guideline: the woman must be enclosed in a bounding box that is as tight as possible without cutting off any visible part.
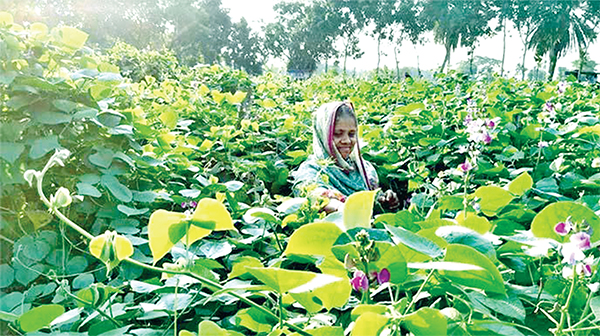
[292,101,399,213]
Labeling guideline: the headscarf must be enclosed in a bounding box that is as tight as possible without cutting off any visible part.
[310,101,374,193]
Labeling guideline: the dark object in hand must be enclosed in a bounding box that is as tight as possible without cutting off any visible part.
[377,190,401,212]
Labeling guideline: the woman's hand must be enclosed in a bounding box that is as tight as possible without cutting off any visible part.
[377,189,400,212]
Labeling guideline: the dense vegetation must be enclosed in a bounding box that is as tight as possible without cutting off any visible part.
[2,11,600,336]
[4,0,600,79]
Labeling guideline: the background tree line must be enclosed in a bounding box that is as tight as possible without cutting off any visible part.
[3,0,599,80]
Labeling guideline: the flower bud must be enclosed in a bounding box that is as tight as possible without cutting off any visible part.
[53,187,72,208]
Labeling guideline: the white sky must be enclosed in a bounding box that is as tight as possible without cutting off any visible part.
[221,0,600,76]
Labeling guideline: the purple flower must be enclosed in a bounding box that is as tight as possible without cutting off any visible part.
[458,161,473,173]
[583,264,592,277]
[486,119,496,128]
[544,102,554,113]
[570,232,591,250]
[377,268,390,284]
[189,201,198,208]
[351,271,369,292]
[554,221,573,236]
[181,201,188,208]
[483,132,492,144]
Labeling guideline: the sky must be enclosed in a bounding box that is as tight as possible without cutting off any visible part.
[221,0,600,77]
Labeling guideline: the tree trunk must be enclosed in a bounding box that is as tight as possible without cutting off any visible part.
[394,45,400,80]
[440,42,451,73]
[547,45,559,81]
[501,16,507,76]
[376,36,381,77]
[343,39,349,76]
[414,44,421,77]
[521,47,527,80]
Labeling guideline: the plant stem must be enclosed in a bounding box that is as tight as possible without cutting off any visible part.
[556,267,578,335]
[403,269,434,315]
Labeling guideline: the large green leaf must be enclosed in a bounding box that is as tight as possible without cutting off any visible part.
[100,174,132,202]
[76,182,102,197]
[0,264,14,288]
[351,312,389,336]
[283,222,342,258]
[440,244,506,295]
[343,190,378,230]
[31,111,72,125]
[531,201,600,243]
[403,307,447,336]
[385,224,443,258]
[507,172,533,196]
[29,135,62,160]
[474,186,513,217]
[246,267,340,294]
[57,26,88,49]
[235,307,276,334]
[372,242,408,284]
[0,142,24,164]
[18,304,65,332]
[467,291,525,322]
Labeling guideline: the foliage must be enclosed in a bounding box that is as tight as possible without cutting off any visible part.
[2,13,600,336]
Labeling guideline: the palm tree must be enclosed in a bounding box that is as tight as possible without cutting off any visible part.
[528,0,598,81]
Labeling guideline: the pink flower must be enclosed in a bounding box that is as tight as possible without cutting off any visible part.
[458,161,473,173]
[377,268,390,284]
[570,232,591,250]
[554,221,573,236]
[583,264,592,277]
[483,132,492,144]
[351,271,369,292]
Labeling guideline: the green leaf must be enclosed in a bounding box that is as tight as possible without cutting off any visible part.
[229,256,264,279]
[18,304,65,332]
[407,261,484,271]
[89,148,115,168]
[343,190,378,230]
[455,211,492,234]
[246,267,340,294]
[159,110,178,129]
[235,307,276,334]
[0,264,14,288]
[351,312,389,336]
[441,244,506,295]
[372,242,408,284]
[474,186,514,217]
[72,273,95,289]
[351,304,389,321]
[531,201,600,243]
[507,172,533,196]
[168,221,189,245]
[384,224,443,258]
[436,226,497,262]
[467,291,525,322]
[284,222,342,259]
[31,111,72,124]
[403,307,447,336]
[0,142,24,164]
[29,135,62,160]
[76,182,102,197]
[197,320,229,336]
[100,174,132,202]
[25,210,53,230]
[117,205,149,217]
[52,99,79,113]
[57,26,88,49]
[468,320,525,336]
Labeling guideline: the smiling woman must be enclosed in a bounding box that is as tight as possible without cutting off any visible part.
[292,102,400,213]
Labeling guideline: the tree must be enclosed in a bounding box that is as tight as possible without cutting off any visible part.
[263,1,338,74]
[226,18,264,75]
[528,0,598,81]
[419,0,495,73]
[511,0,543,80]
[166,0,233,66]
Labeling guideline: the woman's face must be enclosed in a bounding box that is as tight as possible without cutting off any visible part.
[333,115,357,160]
